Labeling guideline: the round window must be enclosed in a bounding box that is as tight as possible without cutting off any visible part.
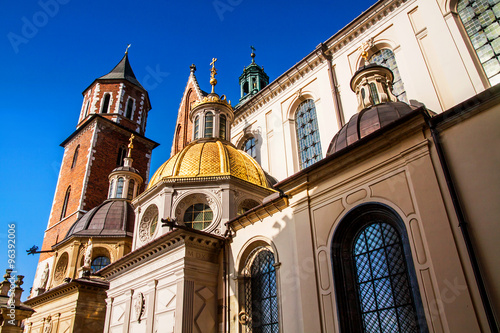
[139,204,159,243]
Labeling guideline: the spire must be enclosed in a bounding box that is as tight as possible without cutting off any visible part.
[210,58,218,94]
[124,134,134,167]
[99,50,144,89]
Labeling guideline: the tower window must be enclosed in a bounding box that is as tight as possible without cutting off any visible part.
[125,98,134,119]
[332,205,427,332]
[183,203,213,230]
[194,116,200,140]
[71,145,80,169]
[458,0,500,85]
[205,112,214,138]
[101,93,111,114]
[369,49,407,102]
[127,179,135,200]
[243,137,257,159]
[91,256,110,273]
[60,186,71,220]
[84,101,90,118]
[116,177,124,198]
[295,99,322,170]
[219,114,227,140]
[243,247,280,332]
[369,82,380,105]
[117,146,127,167]
[108,179,115,199]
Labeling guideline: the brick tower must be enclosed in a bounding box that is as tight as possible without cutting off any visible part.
[31,51,158,295]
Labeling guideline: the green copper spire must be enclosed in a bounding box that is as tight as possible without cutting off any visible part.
[238,46,269,104]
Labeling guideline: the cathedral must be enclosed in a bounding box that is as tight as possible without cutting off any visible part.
[2,0,499,332]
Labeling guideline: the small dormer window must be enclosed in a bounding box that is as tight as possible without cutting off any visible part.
[125,99,134,119]
[219,114,227,140]
[205,112,214,138]
[101,94,111,114]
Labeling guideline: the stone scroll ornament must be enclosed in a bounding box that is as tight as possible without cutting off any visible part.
[134,292,146,323]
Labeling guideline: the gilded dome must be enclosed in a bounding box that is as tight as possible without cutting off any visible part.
[148,139,270,189]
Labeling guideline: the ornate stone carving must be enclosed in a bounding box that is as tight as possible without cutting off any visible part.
[139,204,159,243]
[134,292,145,323]
[83,238,93,268]
[39,263,49,290]
[54,253,68,282]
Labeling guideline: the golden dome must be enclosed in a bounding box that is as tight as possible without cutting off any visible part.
[148,139,270,189]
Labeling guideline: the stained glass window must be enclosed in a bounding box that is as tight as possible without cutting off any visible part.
[243,137,257,159]
[183,203,213,230]
[369,49,407,102]
[295,99,322,169]
[91,256,110,272]
[205,112,214,138]
[244,248,279,333]
[458,0,500,85]
[353,222,419,332]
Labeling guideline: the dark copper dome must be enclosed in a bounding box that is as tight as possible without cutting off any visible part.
[65,200,135,239]
[327,101,417,155]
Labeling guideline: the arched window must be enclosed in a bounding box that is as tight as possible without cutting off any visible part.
[116,178,124,198]
[458,0,500,85]
[369,83,380,105]
[84,101,90,118]
[125,98,134,119]
[369,49,407,102]
[205,112,214,138]
[108,179,115,199]
[71,145,79,169]
[194,116,200,140]
[219,114,227,140]
[117,146,127,167]
[295,99,322,170]
[101,93,111,113]
[243,137,257,159]
[60,186,71,220]
[127,179,135,200]
[242,247,279,332]
[332,205,427,332]
[91,256,110,272]
[183,203,213,230]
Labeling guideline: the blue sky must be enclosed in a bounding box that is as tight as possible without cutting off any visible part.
[1,0,376,299]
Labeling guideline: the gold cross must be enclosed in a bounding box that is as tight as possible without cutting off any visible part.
[210,58,217,68]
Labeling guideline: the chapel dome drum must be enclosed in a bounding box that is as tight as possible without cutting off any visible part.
[148,138,271,189]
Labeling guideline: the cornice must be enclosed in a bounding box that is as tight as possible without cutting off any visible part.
[98,228,224,280]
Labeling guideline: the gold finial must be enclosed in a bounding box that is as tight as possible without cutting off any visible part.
[359,38,374,64]
[250,45,256,63]
[127,134,135,158]
[210,58,218,93]
[125,44,131,54]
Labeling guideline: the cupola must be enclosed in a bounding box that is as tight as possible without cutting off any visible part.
[238,46,269,104]
[189,58,234,141]
[107,134,143,200]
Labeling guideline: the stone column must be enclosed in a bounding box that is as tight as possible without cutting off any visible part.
[145,280,158,332]
[122,290,134,333]
[103,297,114,333]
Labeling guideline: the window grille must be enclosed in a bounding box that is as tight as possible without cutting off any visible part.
[353,222,419,332]
[91,256,110,272]
[243,137,257,159]
[244,248,279,333]
[295,99,322,169]
[183,203,213,230]
[458,0,500,85]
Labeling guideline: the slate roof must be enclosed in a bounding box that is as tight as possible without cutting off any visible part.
[98,53,144,89]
